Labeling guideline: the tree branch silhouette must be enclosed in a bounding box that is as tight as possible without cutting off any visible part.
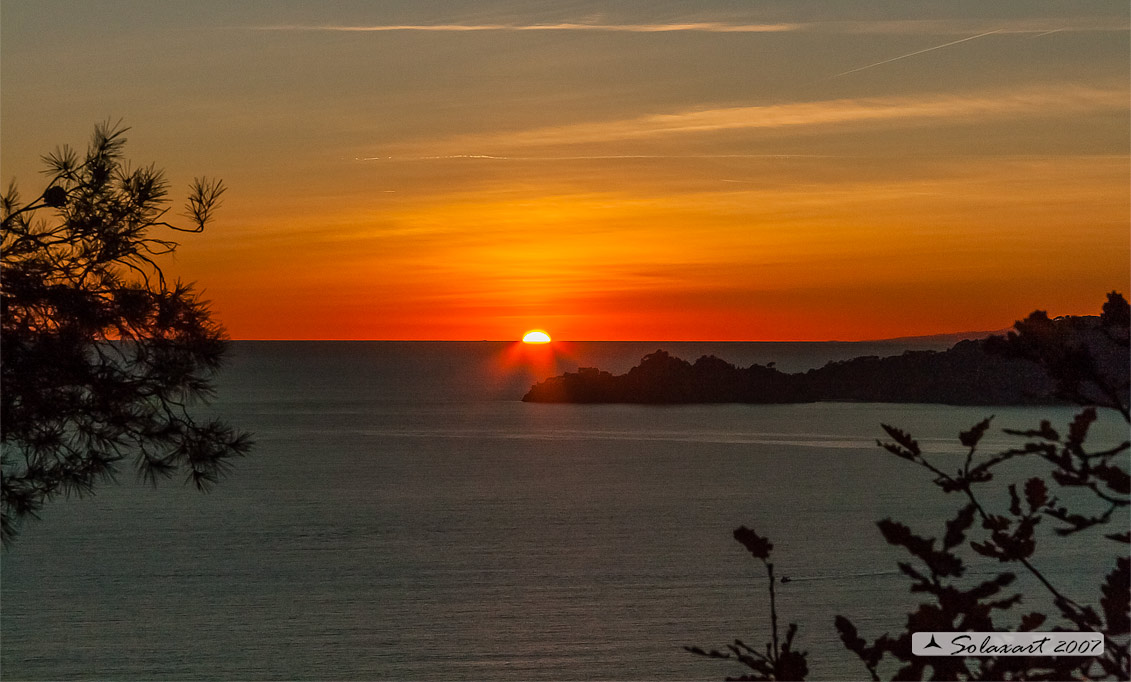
[693,293,1129,680]
[1,121,253,544]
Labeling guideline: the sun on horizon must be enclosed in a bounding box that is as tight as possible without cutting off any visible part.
[522,330,552,344]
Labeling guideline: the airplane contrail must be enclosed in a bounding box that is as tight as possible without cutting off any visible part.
[830,29,1002,78]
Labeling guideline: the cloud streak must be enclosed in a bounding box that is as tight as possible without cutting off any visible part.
[814,17,1127,35]
[249,18,1126,36]
[394,85,1126,153]
[254,22,798,33]
[360,153,838,162]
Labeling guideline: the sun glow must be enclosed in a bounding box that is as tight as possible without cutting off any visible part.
[522,330,552,344]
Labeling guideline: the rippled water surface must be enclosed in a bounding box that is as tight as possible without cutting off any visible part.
[3,342,1124,680]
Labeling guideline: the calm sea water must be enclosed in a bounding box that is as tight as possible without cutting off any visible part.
[2,342,1126,680]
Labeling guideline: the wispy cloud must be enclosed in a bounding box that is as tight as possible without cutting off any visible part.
[252,22,798,33]
[391,85,1126,153]
[813,17,1127,35]
[360,154,837,162]
[248,17,1126,35]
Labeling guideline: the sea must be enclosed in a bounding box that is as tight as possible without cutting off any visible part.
[2,341,1127,681]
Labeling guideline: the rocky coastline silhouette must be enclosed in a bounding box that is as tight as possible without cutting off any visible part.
[523,312,1124,406]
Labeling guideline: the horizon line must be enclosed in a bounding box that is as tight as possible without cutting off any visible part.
[227,331,1003,344]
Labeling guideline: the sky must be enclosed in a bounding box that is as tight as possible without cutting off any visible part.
[2,1,1128,341]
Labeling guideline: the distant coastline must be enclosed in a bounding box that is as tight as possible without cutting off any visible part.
[522,317,1120,406]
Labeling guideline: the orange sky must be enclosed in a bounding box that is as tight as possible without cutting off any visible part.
[3,3,1128,340]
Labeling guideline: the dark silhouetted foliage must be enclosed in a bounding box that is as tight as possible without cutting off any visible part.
[1,122,253,544]
[692,294,1129,680]
[686,526,809,681]
[984,293,1130,420]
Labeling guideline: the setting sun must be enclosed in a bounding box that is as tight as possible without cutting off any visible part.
[522,330,552,344]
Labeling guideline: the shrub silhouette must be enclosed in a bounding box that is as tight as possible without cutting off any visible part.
[690,293,1130,680]
[1,122,253,544]
[685,526,809,680]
